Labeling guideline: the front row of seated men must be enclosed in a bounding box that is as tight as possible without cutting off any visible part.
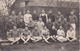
[7,25,77,45]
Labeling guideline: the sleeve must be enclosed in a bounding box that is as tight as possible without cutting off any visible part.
[24,15,27,23]
[57,30,59,35]
[66,31,69,38]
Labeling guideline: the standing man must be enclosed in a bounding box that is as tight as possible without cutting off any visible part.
[9,11,17,26]
[40,9,48,24]
[69,11,77,30]
[7,26,20,45]
[24,10,32,26]
[48,10,55,22]
[32,10,39,23]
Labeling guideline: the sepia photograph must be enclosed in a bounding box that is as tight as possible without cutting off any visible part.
[0,0,79,51]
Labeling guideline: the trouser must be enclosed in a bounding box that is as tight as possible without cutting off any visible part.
[71,23,76,30]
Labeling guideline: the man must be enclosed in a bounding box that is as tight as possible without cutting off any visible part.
[48,10,55,22]
[56,26,67,42]
[17,12,24,23]
[56,11,64,22]
[66,26,77,42]
[7,26,20,45]
[41,26,50,43]
[62,18,70,33]
[6,18,15,31]
[40,9,48,24]
[9,11,17,25]
[27,17,35,32]
[24,10,32,26]
[50,26,57,42]
[36,18,45,31]
[69,11,77,30]
[32,10,39,23]
[20,27,31,44]
[31,26,42,42]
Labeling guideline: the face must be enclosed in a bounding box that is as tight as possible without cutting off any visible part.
[42,10,45,13]
[64,18,67,21]
[48,19,51,22]
[27,10,30,14]
[44,26,47,30]
[34,27,38,30]
[19,19,23,22]
[39,18,42,21]
[25,27,28,30]
[12,11,15,15]
[9,19,12,22]
[33,10,37,14]
[29,17,33,21]
[52,26,55,30]
[59,26,62,29]
[18,12,22,15]
[70,12,74,15]
[70,27,73,31]
[58,11,61,15]
[13,26,17,30]
[49,10,52,14]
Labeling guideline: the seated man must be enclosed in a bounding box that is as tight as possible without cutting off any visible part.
[66,26,77,42]
[7,26,20,45]
[50,26,57,42]
[31,26,42,42]
[41,26,50,43]
[56,26,67,42]
[20,27,31,44]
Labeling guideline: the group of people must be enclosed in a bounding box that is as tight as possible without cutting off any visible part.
[6,9,77,45]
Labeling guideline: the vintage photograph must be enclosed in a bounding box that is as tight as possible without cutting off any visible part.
[0,0,79,51]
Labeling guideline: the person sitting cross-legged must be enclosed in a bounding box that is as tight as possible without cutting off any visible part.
[7,26,20,45]
[50,25,57,42]
[41,26,50,43]
[56,26,67,43]
[31,26,42,42]
[66,26,77,42]
[20,27,31,44]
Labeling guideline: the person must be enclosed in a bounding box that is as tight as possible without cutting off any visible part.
[9,11,17,25]
[31,26,42,42]
[17,12,24,23]
[41,26,50,43]
[40,9,48,24]
[36,18,45,31]
[27,17,35,32]
[48,10,55,22]
[32,10,39,23]
[66,26,77,42]
[56,11,64,22]
[24,10,32,26]
[55,18,63,29]
[62,18,70,33]
[69,11,77,31]
[7,26,20,45]
[20,27,31,44]
[6,18,16,31]
[56,26,67,42]
[50,26,57,42]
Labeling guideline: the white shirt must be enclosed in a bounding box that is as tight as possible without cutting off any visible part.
[24,14,32,23]
[57,29,65,36]
[36,21,44,30]
[66,30,76,38]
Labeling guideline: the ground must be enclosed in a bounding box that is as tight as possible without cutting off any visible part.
[0,41,79,51]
